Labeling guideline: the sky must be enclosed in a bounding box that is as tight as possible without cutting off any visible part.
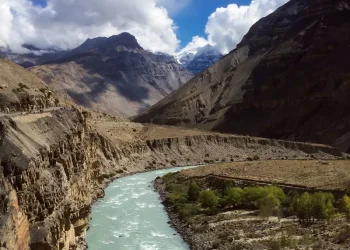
[0,0,288,55]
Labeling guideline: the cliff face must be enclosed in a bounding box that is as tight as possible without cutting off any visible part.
[0,107,342,250]
[30,33,193,117]
[135,0,350,152]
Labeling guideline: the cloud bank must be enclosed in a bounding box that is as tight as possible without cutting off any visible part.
[181,0,288,55]
[0,0,289,55]
[0,0,180,54]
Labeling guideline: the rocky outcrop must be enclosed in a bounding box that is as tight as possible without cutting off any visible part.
[30,33,193,117]
[0,59,59,113]
[135,0,350,152]
[0,106,343,249]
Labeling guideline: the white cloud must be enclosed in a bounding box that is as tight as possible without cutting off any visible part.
[178,0,289,56]
[178,36,210,54]
[206,0,289,54]
[0,0,180,54]
[155,0,191,16]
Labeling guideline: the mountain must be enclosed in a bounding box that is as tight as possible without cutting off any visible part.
[176,45,222,75]
[135,0,350,152]
[30,33,193,116]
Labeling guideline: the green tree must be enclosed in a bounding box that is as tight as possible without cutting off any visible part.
[199,190,218,209]
[259,194,281,219]
[296,192,312,223]
[341,195,350,220]
[264,186,286,204]
[242,187,265,208]
[223,187,243,208]
[187,181,201,202]
[311,192,335,221]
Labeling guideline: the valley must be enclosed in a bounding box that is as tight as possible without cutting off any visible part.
[0,0,350,249]
[0,105,343,249]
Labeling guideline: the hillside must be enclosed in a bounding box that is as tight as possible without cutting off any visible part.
[30,33,193,117]
[0,56,345,250]
[135,0,350,152]
[0,58,59,113]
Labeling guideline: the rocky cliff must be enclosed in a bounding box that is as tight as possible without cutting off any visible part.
[135,0,350,152]
[0,105,343,249]
[30,33,193,117]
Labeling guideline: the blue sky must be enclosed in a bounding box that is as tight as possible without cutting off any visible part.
[173,0,251,47]
[30,0,47,7]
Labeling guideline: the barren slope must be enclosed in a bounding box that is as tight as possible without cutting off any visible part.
[135,0,350,152]
[0,58,59,113]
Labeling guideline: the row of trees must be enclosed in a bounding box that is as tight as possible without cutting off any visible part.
[165,176,350,224]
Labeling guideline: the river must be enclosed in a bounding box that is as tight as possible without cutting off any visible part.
[86,166,196,250]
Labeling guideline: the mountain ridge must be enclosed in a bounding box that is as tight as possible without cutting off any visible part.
[135,0,350,152]
[30,32,193,117]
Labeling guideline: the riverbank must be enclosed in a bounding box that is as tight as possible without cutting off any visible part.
[0,110,345,249]
[155,177,200,249]
[155,161,350,250]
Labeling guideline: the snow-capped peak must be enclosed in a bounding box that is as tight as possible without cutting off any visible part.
[174,45,223,75]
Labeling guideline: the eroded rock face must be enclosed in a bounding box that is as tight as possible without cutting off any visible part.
[0,108,342,250]
[135,0,350,152]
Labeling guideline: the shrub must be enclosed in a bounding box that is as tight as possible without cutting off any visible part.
[335,225,350,244]
[167,192,186,207]
[340,195,350,220]
[199,190,218,209]
[222,187,243,208]
[253,155,260,160]
[212,240,220,249]
[268,231,297,250]
[187,181,201,202]
[179,204,199,219]
[259,194,281,219]
[294,192,313,223]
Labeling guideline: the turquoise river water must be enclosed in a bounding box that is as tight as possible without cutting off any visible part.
[86,166,196,250]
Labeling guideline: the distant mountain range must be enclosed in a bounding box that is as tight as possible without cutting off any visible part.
[1,33,194,116]
[176,45,223,75]
[0,46,69,68]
